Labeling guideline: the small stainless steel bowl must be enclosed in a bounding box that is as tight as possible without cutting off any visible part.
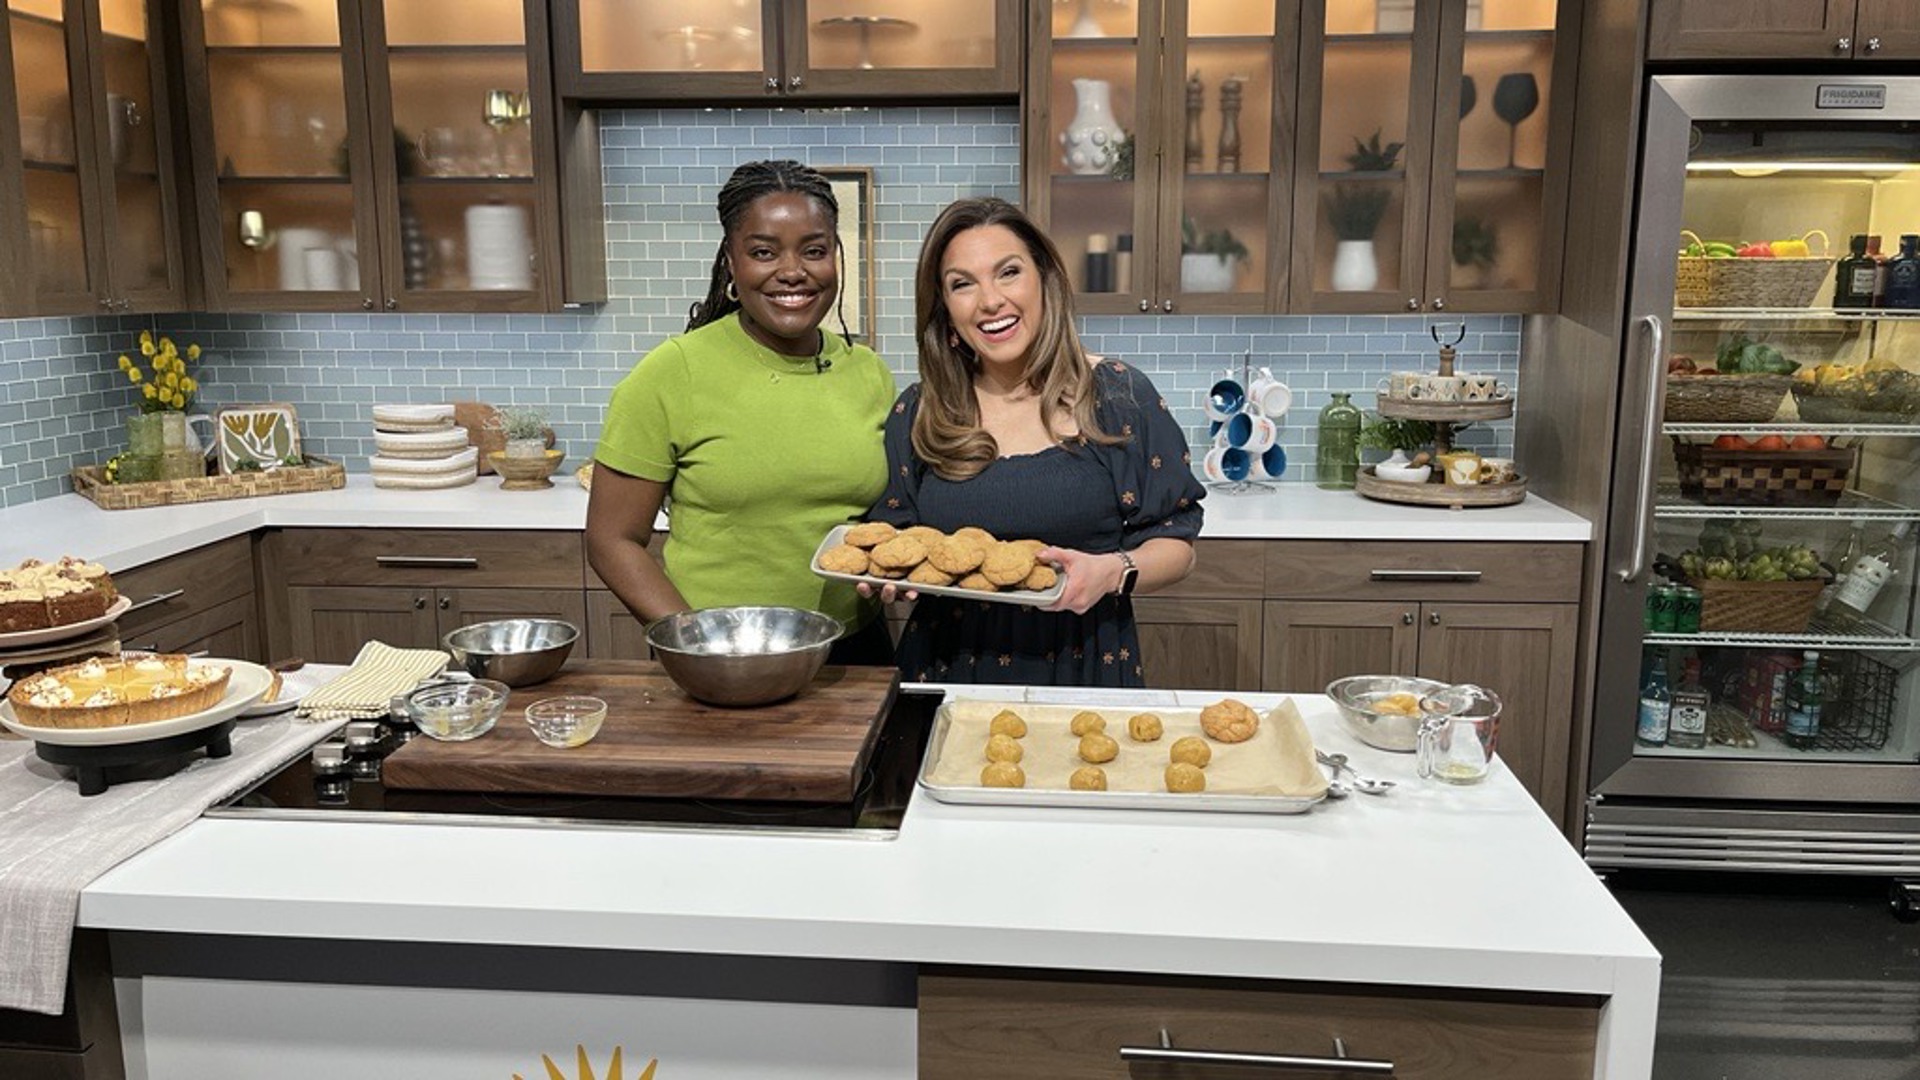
[1326,674,1452,752]
[644,606,841,707]
[442,618,578,687]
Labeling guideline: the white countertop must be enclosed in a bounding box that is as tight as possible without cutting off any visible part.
[0,475,1590,572]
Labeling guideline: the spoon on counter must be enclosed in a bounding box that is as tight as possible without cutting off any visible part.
[1315,750,1396,795]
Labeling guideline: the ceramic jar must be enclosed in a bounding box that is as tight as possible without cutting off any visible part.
[1060,78,1125,176]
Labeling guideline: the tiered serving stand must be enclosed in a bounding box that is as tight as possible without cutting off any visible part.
[1354,325,1528,510]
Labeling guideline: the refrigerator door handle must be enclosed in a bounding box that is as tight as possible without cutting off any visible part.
[1617,314,1665,583]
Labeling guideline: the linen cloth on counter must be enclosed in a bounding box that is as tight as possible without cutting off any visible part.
[0,710,343,1014]
[296,640,448,722]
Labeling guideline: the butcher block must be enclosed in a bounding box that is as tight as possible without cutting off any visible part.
[382,659,900,802]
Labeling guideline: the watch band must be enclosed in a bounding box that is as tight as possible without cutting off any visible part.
[1115,550,1139,597]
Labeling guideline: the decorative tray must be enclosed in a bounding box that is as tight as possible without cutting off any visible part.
[1354,467,1527,508]
[918,698,1327,814]
[71,456,345,510]
[810,524,1067,608]
[1375,397,1514,423]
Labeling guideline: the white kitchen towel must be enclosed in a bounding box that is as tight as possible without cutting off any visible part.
[0,710,343,1014]
[295,640,448,722]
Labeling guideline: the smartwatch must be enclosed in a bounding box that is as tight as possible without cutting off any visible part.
[1114,550,1139,597]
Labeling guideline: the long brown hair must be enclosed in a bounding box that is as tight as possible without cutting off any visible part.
[911,197,1118,481]
[686,159,854,345]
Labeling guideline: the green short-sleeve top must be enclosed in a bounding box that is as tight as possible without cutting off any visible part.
[594,313,894,631]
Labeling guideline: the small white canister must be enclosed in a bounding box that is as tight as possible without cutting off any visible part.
[464,203,533,290]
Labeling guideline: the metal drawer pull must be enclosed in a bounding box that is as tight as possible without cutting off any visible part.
[1121,1030,1392,1074]
[375,556,480,569]
[1368,569,1482,582]
[127,588,187,613]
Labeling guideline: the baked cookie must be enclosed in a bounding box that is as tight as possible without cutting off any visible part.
[926,536,987,575]
[901,525,946,548]
[1200,698,1260,743]
[1069,766,1108,791]
[956,572,997,592]
[985,733,1024,764]
[1012,538,1047,557]
[981,761,1025,788]
[869,535,929,571]
[989,709,1028,738]
[953,526,997,548]
[817,544,870,575]
[1069,710,1106,736]
[1078,732,1119,764]
[1023,565,1058,591]
[907,562,957,587]
[1169,735,1212,768]
[844,521,898,548]
[867,564,909,580]
[980,542,1037,587]
[1165,762,1207,793]
[1127,712,1164,742]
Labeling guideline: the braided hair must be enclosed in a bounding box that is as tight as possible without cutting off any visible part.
[686,159,854,345]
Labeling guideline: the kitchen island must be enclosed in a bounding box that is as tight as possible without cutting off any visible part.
[79,686,1656,1079]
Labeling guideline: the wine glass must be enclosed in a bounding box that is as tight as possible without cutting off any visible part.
[1492,72,1539,169]
[1460,75,1476,120]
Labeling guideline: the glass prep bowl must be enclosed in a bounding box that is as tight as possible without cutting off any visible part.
[524,695,607,748]
[403,679,510,741]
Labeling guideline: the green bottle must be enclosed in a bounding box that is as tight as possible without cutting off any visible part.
[1316,391,1362,490]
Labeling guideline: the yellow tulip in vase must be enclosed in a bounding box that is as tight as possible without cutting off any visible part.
[116,331,213,483]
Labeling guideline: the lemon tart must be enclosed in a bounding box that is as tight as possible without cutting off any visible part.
[7,654,230,729]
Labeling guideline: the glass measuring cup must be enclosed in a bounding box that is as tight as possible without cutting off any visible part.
[1415,683,1503,785]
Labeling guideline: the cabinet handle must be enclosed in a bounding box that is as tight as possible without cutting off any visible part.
[1405,297,1420,310]
[362,297,375,310]
[765,76,779,92]
[412,596,427,610]
[384,297,398,311]
[376,556,480,569]
[1161,299,1174,312]
[1616,314,1664,583]
[1402,612,1414,626]
[127,588,187,614]
[1139,299,1151,311]
[1867,36,1882,52]
[98,296,113,309]
[438,596,450,610]
[1837,36,1853,53]
[1431,297,1445,311]
[788,74,804,89]
[1430,611,1442,626]
[1368,569,1482,582]
[1120,1030,1392,1074]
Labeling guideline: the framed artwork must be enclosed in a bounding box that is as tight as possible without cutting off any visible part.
[820,166,876,344]
[216,403,302,474]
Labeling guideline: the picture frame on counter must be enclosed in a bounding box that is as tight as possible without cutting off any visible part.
[215,403,302,474]
[820,166,876,344]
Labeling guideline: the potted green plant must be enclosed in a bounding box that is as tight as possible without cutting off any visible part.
[1451,215,1499,288]
[491,405,549,459]
[1327,130,1404,292]
[1179,216,1250,293]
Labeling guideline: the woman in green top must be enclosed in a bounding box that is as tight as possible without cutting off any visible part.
[587,161,897,664]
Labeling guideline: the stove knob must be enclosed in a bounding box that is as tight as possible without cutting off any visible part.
[343,720,384,755]
[310,741,349,776]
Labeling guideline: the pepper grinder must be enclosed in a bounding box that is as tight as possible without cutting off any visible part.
[1185,72,1205,172]
[1217,76,1243,173]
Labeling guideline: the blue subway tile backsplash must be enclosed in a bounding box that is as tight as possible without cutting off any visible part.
[0,105,1516,507]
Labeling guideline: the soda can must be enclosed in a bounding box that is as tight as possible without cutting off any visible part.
[1648,584,1678,633]
[1674,586,1703,634]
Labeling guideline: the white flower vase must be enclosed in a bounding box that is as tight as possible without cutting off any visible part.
[1059,78,1125,176]
[1180,252,1237,293]
[1331,239,1379,292]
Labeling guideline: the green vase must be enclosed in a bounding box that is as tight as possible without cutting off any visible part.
[1316,391,1362,490]
[126,412,165,457]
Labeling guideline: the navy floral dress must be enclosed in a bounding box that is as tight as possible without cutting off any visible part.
[871,360,1205,686]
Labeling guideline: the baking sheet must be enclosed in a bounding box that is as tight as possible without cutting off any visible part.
[918,698,1326,814]
[810,524,1067,608]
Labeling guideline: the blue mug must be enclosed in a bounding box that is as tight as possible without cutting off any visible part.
[1206,378,1246,421]
[1253,443,1287,479]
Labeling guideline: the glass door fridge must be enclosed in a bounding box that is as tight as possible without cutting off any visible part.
[1588,74,1920,914]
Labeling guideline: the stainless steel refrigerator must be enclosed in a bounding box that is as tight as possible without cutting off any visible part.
[1576,74,1920,909]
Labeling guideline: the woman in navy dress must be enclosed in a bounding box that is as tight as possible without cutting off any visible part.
[869,197,1204,686]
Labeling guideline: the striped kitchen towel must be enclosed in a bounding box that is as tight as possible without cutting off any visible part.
[296,640,449,722]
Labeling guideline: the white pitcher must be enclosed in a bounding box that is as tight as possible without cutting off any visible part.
[184,413,217,463]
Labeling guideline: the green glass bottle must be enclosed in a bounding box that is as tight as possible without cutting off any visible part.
[1316,391,1362,490]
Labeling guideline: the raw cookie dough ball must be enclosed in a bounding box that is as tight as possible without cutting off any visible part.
[1200,698,1260,743]
[1069,766,1108,791]
[1078,732,1119,764]
[989,710,1028,738]
[1169,735,1212,768]
[1165,762,1207,793]
[981,762,1025,788]
[985,733,1024,764]
[1069,710,1106,736]
[817,544,870,575]
[1127,712,1164,742]
[843,521,898,548]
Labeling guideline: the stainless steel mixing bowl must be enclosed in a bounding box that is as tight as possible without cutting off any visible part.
[644,606,842,707]
[1325,673,1452,752]
[441,618,578,687]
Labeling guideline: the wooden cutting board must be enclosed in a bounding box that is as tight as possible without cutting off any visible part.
[382,659,900,802]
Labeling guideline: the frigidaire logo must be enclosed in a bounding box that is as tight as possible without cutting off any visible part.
[514,1045,658,1080]
[1816,84,1887,110]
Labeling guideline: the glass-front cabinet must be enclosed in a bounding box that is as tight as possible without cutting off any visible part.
[556,0,1019,101]
[1291,0,1573,314]
[91,0,185,311]
[1027,0,1292,316]
[8,0,99,312]
[181,0,568,312]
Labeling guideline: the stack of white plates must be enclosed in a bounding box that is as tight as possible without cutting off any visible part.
[370,404,474,489]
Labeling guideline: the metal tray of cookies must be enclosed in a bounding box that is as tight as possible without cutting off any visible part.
[916,698,1326,814]
[809,524,1067,608]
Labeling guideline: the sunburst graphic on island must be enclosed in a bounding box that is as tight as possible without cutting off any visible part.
[514,1044,657,1080]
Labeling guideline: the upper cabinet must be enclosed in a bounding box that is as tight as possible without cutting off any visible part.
[3,0,188,316]
[1025,0,1297,316]
[177,0,601,313]
[1291,0,1575,315]
[553,0,1019,102]
[1649,0,1920,61]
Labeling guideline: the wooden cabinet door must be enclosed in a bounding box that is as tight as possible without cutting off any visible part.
[584,588,648,659]
[1648,0,1859,60]
[7,0,107,313]
[436,586,585,638]
[79,0,187,312]
[1133,596,1263,691]
[1416,601,1577,828]
[1855,0,1920,57]
[121,593,263,661]
[286,584,438,663]
[1261,599,1418,692]
[784,0,1019,100]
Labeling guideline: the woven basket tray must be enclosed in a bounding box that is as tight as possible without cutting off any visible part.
[1663,374,1791,423]
[70,456,345,510]
[1674,230,1832,308]
[1672,441,1852,506]
[1686,576,1826,634]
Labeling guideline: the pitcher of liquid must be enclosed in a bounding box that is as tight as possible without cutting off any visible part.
[1415,683,1503,785]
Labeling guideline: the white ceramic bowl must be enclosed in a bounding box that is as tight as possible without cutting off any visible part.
[1373,461,1432,484]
